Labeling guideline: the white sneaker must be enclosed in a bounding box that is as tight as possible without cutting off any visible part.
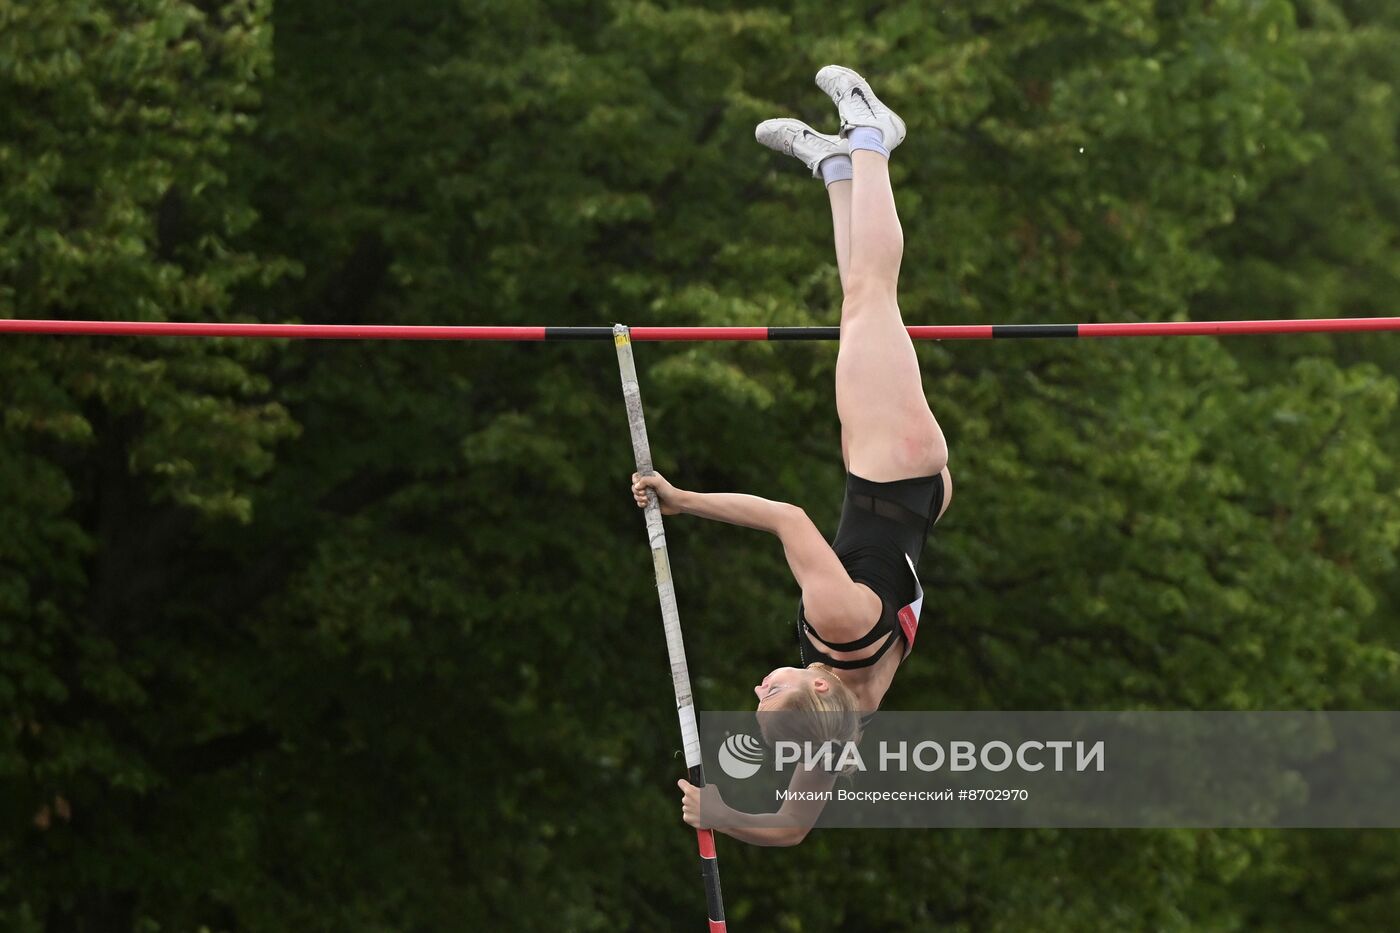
[815,65,906,151]
[755,118,848,177]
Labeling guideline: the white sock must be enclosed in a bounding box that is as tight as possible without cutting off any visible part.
[819,155,853,186]
[847,126,888,159]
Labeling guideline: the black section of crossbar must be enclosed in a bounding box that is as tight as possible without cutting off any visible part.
[991,323,1080,338]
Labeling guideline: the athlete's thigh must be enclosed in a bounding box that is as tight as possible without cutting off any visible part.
[836,303,947,481]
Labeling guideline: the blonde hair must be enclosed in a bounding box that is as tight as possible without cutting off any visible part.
[757,663,864,771]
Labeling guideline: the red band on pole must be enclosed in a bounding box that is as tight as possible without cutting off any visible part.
[696,828,717,859]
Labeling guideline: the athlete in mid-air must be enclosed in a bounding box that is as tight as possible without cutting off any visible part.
[631,65,951,846]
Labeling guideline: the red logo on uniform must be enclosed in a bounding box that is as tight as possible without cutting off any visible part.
[898,605,918,648]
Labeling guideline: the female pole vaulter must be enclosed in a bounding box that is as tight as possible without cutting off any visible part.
[631,65,952,846]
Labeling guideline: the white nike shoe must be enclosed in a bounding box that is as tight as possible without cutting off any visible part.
[755,118,848,177]
[815,64,907,151]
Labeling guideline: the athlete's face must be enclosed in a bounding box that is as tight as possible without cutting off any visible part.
[754,666,830,710]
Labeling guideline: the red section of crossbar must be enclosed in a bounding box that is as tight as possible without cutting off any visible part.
[0,320,551,340]
[1079,318,1400,337]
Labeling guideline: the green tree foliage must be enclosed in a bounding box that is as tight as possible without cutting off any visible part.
[1193,2,1400,927]
[1,1,295,928]
[1,0,1398,930]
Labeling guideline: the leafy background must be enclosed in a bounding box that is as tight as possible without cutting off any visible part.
[2,0,1399,929]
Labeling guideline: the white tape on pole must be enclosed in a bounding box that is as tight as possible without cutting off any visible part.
[615,325,703,770]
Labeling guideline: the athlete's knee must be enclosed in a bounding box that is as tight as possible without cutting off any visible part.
[840,276,898,320]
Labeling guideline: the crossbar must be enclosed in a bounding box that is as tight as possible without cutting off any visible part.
[3,317,1400,341]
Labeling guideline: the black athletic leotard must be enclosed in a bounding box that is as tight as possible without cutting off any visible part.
[796,471,944,671]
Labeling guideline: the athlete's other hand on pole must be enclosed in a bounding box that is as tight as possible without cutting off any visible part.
[677,779,712,829]
[632,471,684,515]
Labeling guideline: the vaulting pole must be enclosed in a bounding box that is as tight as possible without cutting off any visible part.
[4,317,1400,341]
[613,324,726,933]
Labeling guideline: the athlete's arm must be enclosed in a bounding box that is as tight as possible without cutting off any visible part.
[677,489,798,533]
[631,472,792,529]
[773,508,872,629]
[631,473,867,622]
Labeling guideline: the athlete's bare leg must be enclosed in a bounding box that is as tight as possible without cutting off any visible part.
[835,148,949,500]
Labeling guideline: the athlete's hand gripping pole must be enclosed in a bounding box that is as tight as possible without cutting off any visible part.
[614,324,727,933]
